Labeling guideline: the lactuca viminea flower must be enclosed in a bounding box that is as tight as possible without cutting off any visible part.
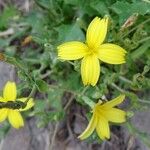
[58,17,127,86]
[78,95,126,140]
[0,81,34,128]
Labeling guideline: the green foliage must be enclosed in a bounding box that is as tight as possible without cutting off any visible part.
[0,0,150,146]
[110,1,150,24]
[56,23,85,43]
[0,6,18,30]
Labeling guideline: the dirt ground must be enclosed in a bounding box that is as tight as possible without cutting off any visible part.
[0,62,149,150]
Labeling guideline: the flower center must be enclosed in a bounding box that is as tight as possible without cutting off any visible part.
[88,47,98,55]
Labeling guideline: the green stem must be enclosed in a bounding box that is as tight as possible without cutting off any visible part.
[119,76,133,84]
[40,71,53,79]
[122,18,150,38]
[4,55,34,83]
[24,85,37,105]
[138,99,150,104]
[23,58,41,64]
[80,86,89,95]
[138,36,150,44]
[111,83,125,93]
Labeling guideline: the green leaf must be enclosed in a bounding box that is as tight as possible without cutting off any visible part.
[59,70,82,91]
[34,0,51,9]
[56,23,85,43]
[35,79,49,92]
[131,40,150,60]
[64,0,81,5]
[81,96,95,109]
[46,111,65,121]
[48,88,63,111]
[131,2,150,15]
[110,1,150,24]
[0,6,18,30]
[34,100,47,112]
[90,0,109,16]
[0,39,9,48]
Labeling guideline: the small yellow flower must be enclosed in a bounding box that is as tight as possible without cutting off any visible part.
[0,81,34,128]
[58,17,127,86]
[78,95,126,140]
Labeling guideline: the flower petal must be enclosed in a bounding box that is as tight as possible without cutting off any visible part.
[81,54,100,86]
[3,81,17,101]
[98,43,126,64]
[0,109,8,122]
[86,17,108,49]
[0,97,6,102]
[96,115,110,140]
[104,108,126,123]
[102,95,125,108]
[58,41,89,60]
[8,110,24,128]
[78,114,97,140]
[18,98,34,111]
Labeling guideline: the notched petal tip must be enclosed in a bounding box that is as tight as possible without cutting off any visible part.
[86,16,108,48]
[81,55,100,87]
[102,94,126,108]
[8,110,24,129]
[119,94,125,100]
[77,135,84,140]
[93,16,101,21]
[57,45,64,49]
[96,116,110,140]
[104,16,109,22]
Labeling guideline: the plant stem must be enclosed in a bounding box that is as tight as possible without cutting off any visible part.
[111,83,125,93]
[64,94,75,111]
[122,18,150,38]
[138,36,150,44]
[49,94,75,150]
[138,99,150,104]
[24,85,37,105]
[49,122,59,150]
[41,71,53,79]
[119,76,133,84]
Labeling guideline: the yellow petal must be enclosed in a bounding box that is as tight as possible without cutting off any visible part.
[96,115,110,140]
[86,17,108,49]
[78,114,97,140]
[3,81,17,101]
[58,41,89,60]
[18,98,34,111]
[0,97,6,102]
[0,109,8,122]
[103,108,126,123]
[102,95,125,108]
[8,110,24,128]
[81,54,100,86]
[98,43,127,64]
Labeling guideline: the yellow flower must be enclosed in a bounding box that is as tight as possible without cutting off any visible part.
[0,81,34,128]
[58,17,127,86]
[78,95,126,140]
